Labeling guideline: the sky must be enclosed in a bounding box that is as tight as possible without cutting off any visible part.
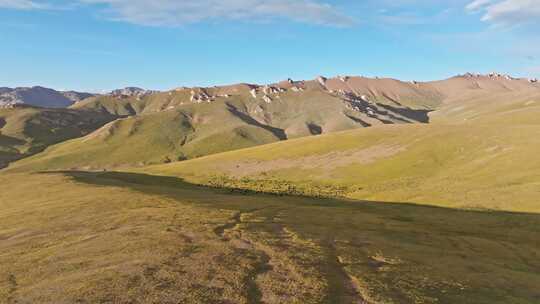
[0,0,539,92]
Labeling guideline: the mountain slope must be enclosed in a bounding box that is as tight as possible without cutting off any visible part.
[0,105,114,168]
[11,104,283,169]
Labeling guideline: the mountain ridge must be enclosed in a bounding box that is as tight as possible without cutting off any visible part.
[3,72,537,110]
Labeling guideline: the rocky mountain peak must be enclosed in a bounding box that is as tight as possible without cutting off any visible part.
[110,87,157,100]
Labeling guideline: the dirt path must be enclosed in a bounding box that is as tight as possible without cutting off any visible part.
[214,208,273,304]
[324,243,371,304]
[6,274,18,304]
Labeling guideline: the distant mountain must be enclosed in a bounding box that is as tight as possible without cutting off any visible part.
[0,87,12,94]
[62,91,96,103]
[0,86,95,108]
[110,87,157,99]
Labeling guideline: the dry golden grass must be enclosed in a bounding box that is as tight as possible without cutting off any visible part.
[1,171,539,303]
[0,173,257,303]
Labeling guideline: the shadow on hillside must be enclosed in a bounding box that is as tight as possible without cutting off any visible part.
[0,134,26,146]
[45,170,540,218]
[345,114,372,127]
[226,103,288,140]
[38,170,540,304]
[377,103,431,123]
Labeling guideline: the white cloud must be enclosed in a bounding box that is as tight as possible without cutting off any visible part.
[0,0,47,9]
[466,0,493,12]
[466,0,540,25]
[78,0,355,27]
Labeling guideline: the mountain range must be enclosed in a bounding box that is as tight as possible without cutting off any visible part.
[2,73,538,170]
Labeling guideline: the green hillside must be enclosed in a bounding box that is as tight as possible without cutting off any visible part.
[0,105,114,168]
[12,103,283,170]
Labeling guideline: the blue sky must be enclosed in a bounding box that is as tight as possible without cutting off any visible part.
[0,0,539,92]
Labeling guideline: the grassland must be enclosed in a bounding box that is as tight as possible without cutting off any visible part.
[1,171,539,303]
